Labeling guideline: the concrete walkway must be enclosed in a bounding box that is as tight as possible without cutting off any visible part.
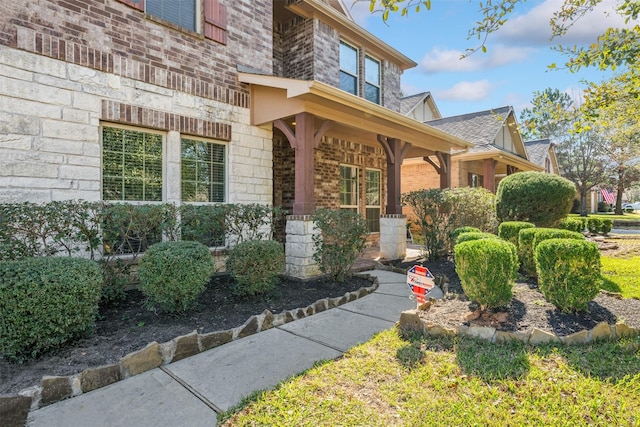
[26,270,415,427]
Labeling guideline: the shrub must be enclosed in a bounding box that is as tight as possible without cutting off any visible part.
[454,239,518,309]
[597,201,611,212]
[312,209,368,282]
[571,199,581,214]
[558,217,586,233]
[223,204,285,244]
[600,218,613,234]
[138,241,215,313]
[0,257,102,361]
[498,221,535,249]
[226,240,284,296]
[180,204,226,247]
[455,231,500,245]
[535,239,602,312]
[495,171,576,227]
[519,228,585,277]
[451,226,481,243]
[587,217,603,234]
[403,187,496,259]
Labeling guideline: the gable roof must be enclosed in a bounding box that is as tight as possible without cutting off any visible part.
[400,92,442,118]
[524,138,553,167]
[426,106,512,147]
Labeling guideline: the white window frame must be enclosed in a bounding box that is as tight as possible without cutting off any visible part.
[180,136,228,204]
[365,168,381,233]
[364,55,381,104]
[101,123,166,203]
[339,41,359,96]
[340,164,360,212]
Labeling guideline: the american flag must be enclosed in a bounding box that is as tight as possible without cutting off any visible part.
[601,189,615,204]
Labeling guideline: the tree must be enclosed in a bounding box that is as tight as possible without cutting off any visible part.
[519,88,574,141]
[362,0,640,69]
[520,88,610,216]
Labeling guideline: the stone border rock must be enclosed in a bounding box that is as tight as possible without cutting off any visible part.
[0,275,378,427]
[399,309,640,346]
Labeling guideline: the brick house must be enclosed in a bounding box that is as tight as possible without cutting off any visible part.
[401,106,544,197]
[0,0,469,278]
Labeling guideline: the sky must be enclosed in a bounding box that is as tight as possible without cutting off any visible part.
[347,0,633,119]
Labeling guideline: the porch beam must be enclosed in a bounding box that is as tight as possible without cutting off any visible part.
[378,135,412,215]
[483,158,497,193]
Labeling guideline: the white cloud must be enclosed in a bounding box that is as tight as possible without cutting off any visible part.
[420,45,537,74]
[347,1,375,28]
[497,0,632,46]
[435,80,494,101]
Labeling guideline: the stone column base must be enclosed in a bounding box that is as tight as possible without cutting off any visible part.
[285,215,322,279]
[380,214,407,260]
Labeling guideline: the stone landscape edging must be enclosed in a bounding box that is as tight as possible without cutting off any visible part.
[399,308,640,346]
[0,274,379,426]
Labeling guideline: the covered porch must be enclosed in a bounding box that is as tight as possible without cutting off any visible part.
[239,73,470,278]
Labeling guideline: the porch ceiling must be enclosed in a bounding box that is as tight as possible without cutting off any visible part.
[456,149,543,173]
[238,73,472,156]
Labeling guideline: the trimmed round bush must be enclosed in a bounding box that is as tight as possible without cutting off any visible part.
[600,218,613,234]
[454,239,518,309]
[455,231,500,245]
[495,171,576,227]
[498,221,535,249]
[451,226,481,243]
[535,238,601,312]
[587,217,602,234]
[0,257,102,362]
[138,240,215,313]
[518,228,585,277]
[558,217,586,233]
[226,239,284,297]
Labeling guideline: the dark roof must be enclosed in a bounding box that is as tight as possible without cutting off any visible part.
[425,106,512,148]
[524,139,552,167]
[400,92,431,115]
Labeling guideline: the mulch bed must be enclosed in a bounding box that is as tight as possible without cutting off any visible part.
[0,274,370,395]
[394,256,640,336]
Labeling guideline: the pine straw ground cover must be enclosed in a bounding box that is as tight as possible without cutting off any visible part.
[221,234,640,426]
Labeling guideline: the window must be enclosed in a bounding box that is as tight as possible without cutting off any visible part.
[365,56,380,104]
[365,169,381,232]
[115,0,227,44]
[147,0,196,32]
[181,138,226,203]
[340,165,359,212]
[102,126,163,201]
[339,42,359,96]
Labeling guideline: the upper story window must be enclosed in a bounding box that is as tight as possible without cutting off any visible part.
[116,0,227,45]
[339,41,359,96]
[365,56,380,104]
[147,0,196,32]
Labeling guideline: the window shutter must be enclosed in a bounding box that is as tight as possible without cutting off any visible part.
[116,0,145,12]
[204,0,227,45]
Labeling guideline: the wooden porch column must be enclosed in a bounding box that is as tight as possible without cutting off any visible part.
[483,158,496,193]
[274,112,332,215]
[377,135,412,214]
[423,151,451,189]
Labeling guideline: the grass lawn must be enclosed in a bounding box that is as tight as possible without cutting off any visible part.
[221,330,640,426]
[568,212,640,222]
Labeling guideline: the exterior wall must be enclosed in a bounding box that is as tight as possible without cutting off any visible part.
[380,59,401,113]
[313,20,340,87]
[273,134,387,232]
[406,101,438,122]
[275,16,315,80]
[0,0,274,204]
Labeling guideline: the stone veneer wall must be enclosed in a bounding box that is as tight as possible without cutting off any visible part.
[0,0,274,204]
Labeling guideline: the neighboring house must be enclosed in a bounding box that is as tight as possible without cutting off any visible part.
[524,139,559,174]
[401,106,543,196]
[0,0,469,278]
[400,92,441,122]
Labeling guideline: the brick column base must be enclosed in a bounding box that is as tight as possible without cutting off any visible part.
[380,214,407,260]
[285,215,321,279]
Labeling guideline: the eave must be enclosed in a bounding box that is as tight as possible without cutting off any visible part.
[238,73,472,156]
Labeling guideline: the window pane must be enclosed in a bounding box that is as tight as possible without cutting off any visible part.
[365,83,380,104]
[181,138,226,203]
[366,169,381,206]
[340,165,358,208]
[366,207,380,233]
[102,127,163,202]
[147,0,196,31]
[365,57,380,85]
[339,42,358,75]
[340,72,357,95]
